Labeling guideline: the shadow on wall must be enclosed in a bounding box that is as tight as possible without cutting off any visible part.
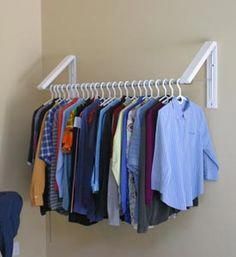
[0,58,48,200]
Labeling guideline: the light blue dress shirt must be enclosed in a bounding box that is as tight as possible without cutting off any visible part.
[151,98,219,210]
[91,99,121,193]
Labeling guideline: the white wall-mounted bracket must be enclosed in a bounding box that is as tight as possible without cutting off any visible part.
[37,41,218,109]
[180,41,218,108]
[37,55,77,90]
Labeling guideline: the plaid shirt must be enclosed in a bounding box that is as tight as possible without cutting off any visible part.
[39,102,65,165]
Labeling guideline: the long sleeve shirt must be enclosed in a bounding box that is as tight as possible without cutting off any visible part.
[151,98,219,210]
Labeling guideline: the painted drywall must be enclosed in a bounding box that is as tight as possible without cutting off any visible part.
[0,1,47,257]
[41,1,235,257]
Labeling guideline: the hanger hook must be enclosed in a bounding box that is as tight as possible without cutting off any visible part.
[162,79,168,96]
[56,85,61,99]
[155,79,161,97]
[176,78,182,97]
[131,80,137,99]
[49,85,54,100]
[148,80,154,98]
[100,82,105,99]
[95,82,100,99]
[89,83,94,98]
[143,80,149,98]
[71,84,77,98]
[112,82,117,98]
[66,84,70,99]
[118,81,123,97]
[137,80,143,97]
[74,84,80,98]
[80,83,85,98]
[83,83,89,99]
[106,82,112,98]
[53,85,58,99]
[169,79,175,97]
[124,81,129,97]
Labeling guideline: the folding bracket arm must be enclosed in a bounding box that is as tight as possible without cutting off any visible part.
[37,55,77,90]
[180,41,218,108]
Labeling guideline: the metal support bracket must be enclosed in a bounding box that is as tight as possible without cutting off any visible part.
[37,55,77,89]
[37,41,218,109]
[180,41,218,108]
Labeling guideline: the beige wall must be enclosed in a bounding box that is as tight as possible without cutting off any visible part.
[41,1,236,257]
[0,1,46,257]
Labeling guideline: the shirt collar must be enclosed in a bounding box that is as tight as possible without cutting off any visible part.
[171,97,191,119]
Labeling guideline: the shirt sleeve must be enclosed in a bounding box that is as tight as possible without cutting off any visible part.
[200,110,219,181]
[39,111,54,165]
[151,111,171,192]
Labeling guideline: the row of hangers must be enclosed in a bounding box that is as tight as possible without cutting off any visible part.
[45,78,187,104]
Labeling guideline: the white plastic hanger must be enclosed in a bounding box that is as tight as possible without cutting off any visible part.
[80,83,85,99]
[148,80,154,98]
[74,84,80,98]
[159,79,168,101]
[56,85,63,100]
[104,82,117,105]
[101,82,112,106]
[176,78,187,104]
[124,81,129,98]
[94,82,100,99]
[137,80,143,97]
[167,79,175,100]
[154,79,161,98]
[100,82,106,100]
[85,83,90,100]
[143,80,149,99]
[43,84,54,105]
[117,81,123,98]
[66,84,71,99]
[131,80,137,100]
[89,83,95,99]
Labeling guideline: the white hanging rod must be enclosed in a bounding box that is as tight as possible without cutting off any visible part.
[37,41,218,108]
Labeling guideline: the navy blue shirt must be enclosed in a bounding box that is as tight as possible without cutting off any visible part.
[73,99,101,221]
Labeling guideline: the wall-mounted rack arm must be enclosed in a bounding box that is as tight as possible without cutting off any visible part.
[180,41,218,108]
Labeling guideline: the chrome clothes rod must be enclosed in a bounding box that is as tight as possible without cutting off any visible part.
[37,41,218,109]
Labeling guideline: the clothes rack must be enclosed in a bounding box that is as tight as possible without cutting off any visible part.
[29,41,219,234]
[37,41,218,108]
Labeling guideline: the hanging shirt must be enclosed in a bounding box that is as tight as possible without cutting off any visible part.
[69,100,98,226]
[151,98,219,210]
[120,97,144,221]
[48,109,64,211]
[111,99,133,185]
[145,101,164,205]
[30,111,49,206]
[28,101,55,165]
[27,105,43,165]
[106,101,126,226]
[39,101,66,166]
[127,106,139,227]
[91,99,121,193]
[56,99,84,198]
[128,99,156,188]
[73,99,101,221]
[127,99,157,228]
[95,99,123,220]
